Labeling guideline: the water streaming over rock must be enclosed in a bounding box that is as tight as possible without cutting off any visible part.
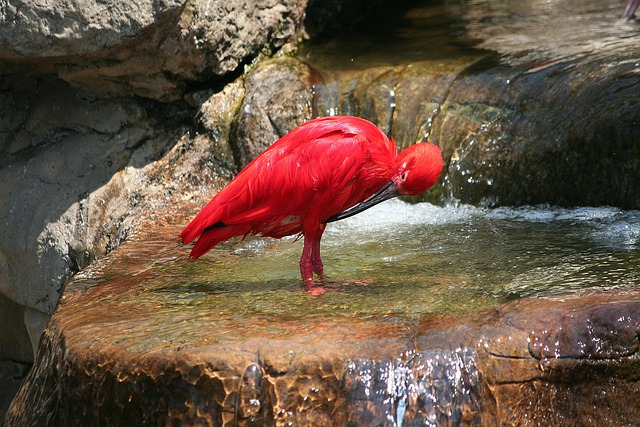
[300,0,640,208]
[342,349,479,426]
[6,201,640,425]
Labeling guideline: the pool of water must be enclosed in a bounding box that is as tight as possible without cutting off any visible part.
[299,1,479,72]
[143,200,640,322]
[299,0,639,73]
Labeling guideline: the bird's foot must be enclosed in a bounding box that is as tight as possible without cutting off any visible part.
[302,277,373,295]
[302,272,330,295]
[303,281,327,296]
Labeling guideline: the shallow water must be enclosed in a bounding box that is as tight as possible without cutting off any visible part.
[299,1,479,71]
[144,200,640,323]
[300,0,639,72]
[21,201,640,427]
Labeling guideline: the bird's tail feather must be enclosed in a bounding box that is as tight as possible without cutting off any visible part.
[189,223,251,259]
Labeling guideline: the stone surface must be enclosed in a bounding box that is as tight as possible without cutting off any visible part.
[0,0,383,101]
[5,221,640,425]
[481,297,640,426]
[0,0,184,57]
[299,0,640,207]
[231,57,314,168]
[0,75,191,338]
[0,293,32,362]
[432,54,640,208]
[0,0,377,368]
[302,47,640,207]
[0,0,312,101]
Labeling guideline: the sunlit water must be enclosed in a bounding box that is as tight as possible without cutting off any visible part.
[29,204,640,427]
[148,200,640,322]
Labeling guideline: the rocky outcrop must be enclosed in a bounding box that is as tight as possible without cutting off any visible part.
[0,0,379,416]
[0,0,351,364]
[5,222,640,425]
[0,7,312,421]
[303,53,640,209]
[0,0,309,101]
[231,57,313,168]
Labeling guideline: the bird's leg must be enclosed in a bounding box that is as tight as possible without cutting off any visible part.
[310,224,326,278]
[623,0,639,18]
[299,237,315,287]
[300,224,326,295]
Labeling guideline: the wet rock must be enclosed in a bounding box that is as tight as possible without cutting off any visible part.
[0,0,318,358]
[301,0,640,208]
[478,296,640,426]
[340,349,480,426]
[5,223,640,425]
[506,298,640,360]
[433,55,640,208]
[0,0,374,369]
[231,57,314,168]
[307,48,640,207]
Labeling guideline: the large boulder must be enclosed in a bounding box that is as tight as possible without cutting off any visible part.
[5,221,640,425]
[231,57,313,167]
[0,0,310,100]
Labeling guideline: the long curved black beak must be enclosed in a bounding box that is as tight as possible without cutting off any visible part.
[324,180,399,223]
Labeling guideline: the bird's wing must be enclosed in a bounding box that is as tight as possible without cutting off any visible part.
[218,130,370,227]
[180,116,396,243]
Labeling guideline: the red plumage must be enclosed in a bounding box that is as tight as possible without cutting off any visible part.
[180,115,443,294]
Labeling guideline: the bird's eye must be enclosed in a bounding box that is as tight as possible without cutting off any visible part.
[401,171,408,181]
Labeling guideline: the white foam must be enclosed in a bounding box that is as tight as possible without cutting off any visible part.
[324,200,640,249]
[326,199,478,232]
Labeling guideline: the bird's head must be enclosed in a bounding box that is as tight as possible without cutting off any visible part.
[392,142,444,196]
[325,142,443,223]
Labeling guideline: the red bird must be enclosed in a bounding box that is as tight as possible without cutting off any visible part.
[180,116,443,294]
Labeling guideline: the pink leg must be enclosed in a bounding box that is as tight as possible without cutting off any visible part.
[299,236,315,287]
[310,224,326,277]
[299,224,326,295]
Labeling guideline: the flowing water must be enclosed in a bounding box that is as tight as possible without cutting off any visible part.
[300,0,639,73]
[149,200,640,321]
[12,200,640,426]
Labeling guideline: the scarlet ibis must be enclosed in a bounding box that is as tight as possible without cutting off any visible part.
[180,116,443,294]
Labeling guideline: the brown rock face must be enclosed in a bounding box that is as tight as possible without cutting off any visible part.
[483,298,640,425]
[231,57,314,168]
[5,222,640,426]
